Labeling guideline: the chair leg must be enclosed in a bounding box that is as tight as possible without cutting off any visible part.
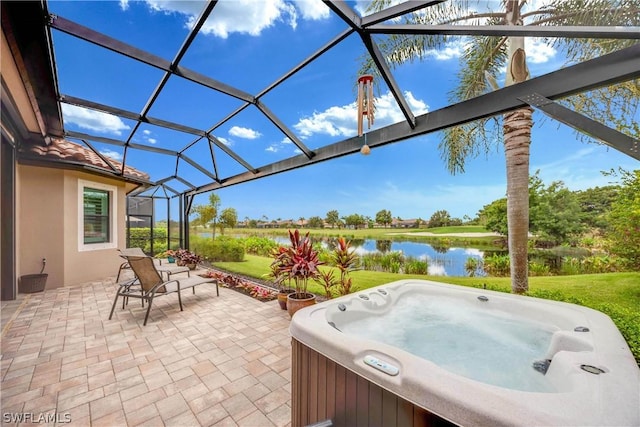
[143,297,153,326]
[109,291,121,320]
[215,283,219,296]
[178,290,183,311]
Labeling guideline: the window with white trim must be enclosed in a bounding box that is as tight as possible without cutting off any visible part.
[78,180,117,251]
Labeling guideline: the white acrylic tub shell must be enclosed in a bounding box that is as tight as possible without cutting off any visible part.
[289,280,640,426]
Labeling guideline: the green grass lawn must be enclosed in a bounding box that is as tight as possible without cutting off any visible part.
[214,254,639,309]
[213,254,640,363]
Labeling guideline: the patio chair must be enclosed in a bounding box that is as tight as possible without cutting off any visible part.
[115,248,149,283]
[109,256,219,325]
[115,248,190,282]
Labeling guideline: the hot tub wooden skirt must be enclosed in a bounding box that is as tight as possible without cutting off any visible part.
[291,339,455,427]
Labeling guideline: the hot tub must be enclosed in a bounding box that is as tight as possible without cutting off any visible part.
[289,280,639,426]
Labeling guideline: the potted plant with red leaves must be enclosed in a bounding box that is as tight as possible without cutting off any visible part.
[272,230,323,317]
[266,250,295,310]
[174,249,202,269]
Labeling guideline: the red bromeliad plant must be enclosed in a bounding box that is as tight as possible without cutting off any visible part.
[272,230,323,299]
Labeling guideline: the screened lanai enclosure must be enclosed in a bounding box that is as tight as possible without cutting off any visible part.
[2,0,639,255]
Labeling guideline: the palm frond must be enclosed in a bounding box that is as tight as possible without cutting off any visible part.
[530,0,640,60]
[440,118,502,174]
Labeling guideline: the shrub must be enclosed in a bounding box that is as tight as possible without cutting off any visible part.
[129,227,168,254]
[361,253,379,271]
[404,257,428,275]
[465,257,482,277]
[149,243,168,257]
[380,252,405,272]
[242,236,277,257]
[528,261,551,276]
[191,236,245,262]
[483,254,510,277]
[597,303,640,366]
[580,255,625,274]
[560,257,582,275]
[559,255,627,275]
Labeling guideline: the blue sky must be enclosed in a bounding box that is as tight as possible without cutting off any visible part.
[49,0,638,222]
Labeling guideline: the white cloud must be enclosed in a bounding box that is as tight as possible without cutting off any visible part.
[464,248,484,257]
[100,149,123,161]
[143,129,151,135]
[61,104,130,136]
[229,126,262,139]
[215,136,232,146]
[200,0,294,37]
[294,90,429,139]
[266,137,295,153]
[427,262,447,276]
[138,0,329,39]
[119,0,129,11]
[426,41,464,61]
[296,0,330,20]
[147,138,157,144]
[525,38,556,64]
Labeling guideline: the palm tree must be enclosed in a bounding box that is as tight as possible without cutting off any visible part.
[365,0,639,293]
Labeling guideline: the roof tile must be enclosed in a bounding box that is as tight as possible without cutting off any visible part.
[21,138,150,181]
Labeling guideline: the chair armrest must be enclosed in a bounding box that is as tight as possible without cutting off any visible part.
[148,279,180,295]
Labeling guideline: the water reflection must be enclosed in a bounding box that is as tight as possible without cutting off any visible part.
[273,236,485,277]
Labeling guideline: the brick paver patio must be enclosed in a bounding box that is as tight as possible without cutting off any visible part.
[1,272,292,426]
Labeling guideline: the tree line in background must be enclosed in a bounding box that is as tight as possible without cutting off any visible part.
[477,169,639,269]
[185,169,639,270]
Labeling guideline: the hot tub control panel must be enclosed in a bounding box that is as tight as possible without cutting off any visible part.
[364,355,399,376]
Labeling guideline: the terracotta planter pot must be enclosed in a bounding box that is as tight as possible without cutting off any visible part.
[277,292,288,310]
[277,290,295,310]
[187,263,197,270]
[287,293,316,318]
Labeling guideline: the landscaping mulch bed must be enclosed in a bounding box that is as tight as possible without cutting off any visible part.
[199,262,329,304]
[199,263,279,302]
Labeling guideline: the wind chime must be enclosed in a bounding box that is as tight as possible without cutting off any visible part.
[356,74,375,155]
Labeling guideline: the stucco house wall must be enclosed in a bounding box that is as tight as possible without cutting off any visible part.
[17,165,131,289]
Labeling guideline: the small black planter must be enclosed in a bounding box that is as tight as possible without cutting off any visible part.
[19,258,48,293]
[19,274,47,293]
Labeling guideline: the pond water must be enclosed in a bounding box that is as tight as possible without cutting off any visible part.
[272,236,486,277]
[356,239,484,277]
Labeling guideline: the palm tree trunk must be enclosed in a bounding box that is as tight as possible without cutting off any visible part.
[504,0,531,294]
[504,107,533,293]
